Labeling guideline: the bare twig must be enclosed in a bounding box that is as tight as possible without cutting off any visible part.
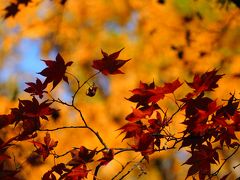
[39,126,86,132]
[111,161,132,180]
[119,158,145,180]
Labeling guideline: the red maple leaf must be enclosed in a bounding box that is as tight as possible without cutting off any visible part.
[232,112,240,131]
[216,95,239,119]
[148,79,182,103]
[9,97,53,130]
[196,100,221,122]
[148,111,171,132]
[127,79,182,106]
[19,97,54,121]
[43,163,70,180]
[24,78,47,98]
[126,104,159,122]
[214,124,237,147]
[30,132,58,160]
[67,164,90,180]
[130,133,154,156]
[127,81,155,107]
[92,48,130,75]
[20,119,40,138]
[98,149,114,165]
[39,53,73,90]
[118,121,146,140]
[68,146,96,166]
[183,142,219,180]
[186,69,224,98]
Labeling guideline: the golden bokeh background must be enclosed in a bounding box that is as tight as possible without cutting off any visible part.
[0,0,240,179]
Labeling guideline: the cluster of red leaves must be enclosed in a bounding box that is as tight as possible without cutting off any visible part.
[0,49,126,180]
[31,132,58,160]
[0,53,73,179]
[43,146,95,180]
[119,79,182,158]
[180,70,240,179]
[44,147,115,179]
[0,96,54,139]
[0,48,239,180]
[119,69,240,179]
[24,53,73,97]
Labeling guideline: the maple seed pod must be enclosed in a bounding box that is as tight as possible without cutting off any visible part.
[86,83,98,97]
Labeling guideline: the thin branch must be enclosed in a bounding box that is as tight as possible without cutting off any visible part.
[0,135,19,150]
[233,162,240,169]
[119,158,145,180]
[112,154,141,180]
[39,126,86,132]
[93,164,102,180]
[111,161,132,180]
[87,126,108,149]
[53,147,79,158]
[168,103,185,122]
[69,71,100,106]
[114,148,134,155]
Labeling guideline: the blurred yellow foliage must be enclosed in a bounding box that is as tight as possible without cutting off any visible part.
[1,0,240,179]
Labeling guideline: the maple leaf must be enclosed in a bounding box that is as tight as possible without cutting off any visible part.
[148,111,170,132]
[130,133,154,156]
[214,125,237,147]
[148,112,167,148]
[216,95,239,119]
[180,134,207,151]
[183,143,219,180]
[232,112,240,131]
[92,48,130,75]
[24,78,47,98]
[126,104,159,122]
[182,96,213,119]
[118,121,146,140]
[162,78,183,94]
[186,69,224,98]
[20,119,40,138]
[98,149,114,165]
[127,81,155,107]
[39,53,73,90]
[68,146,96,166]
[18,97,54,121]
[148,78,182,103]
[30,132,58,160]
[67,164,90,180]
[43,163,70,180]
[196,100,221,122]
[4,3,19,19]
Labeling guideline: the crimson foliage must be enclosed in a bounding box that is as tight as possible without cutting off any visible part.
[0,49,239,180]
